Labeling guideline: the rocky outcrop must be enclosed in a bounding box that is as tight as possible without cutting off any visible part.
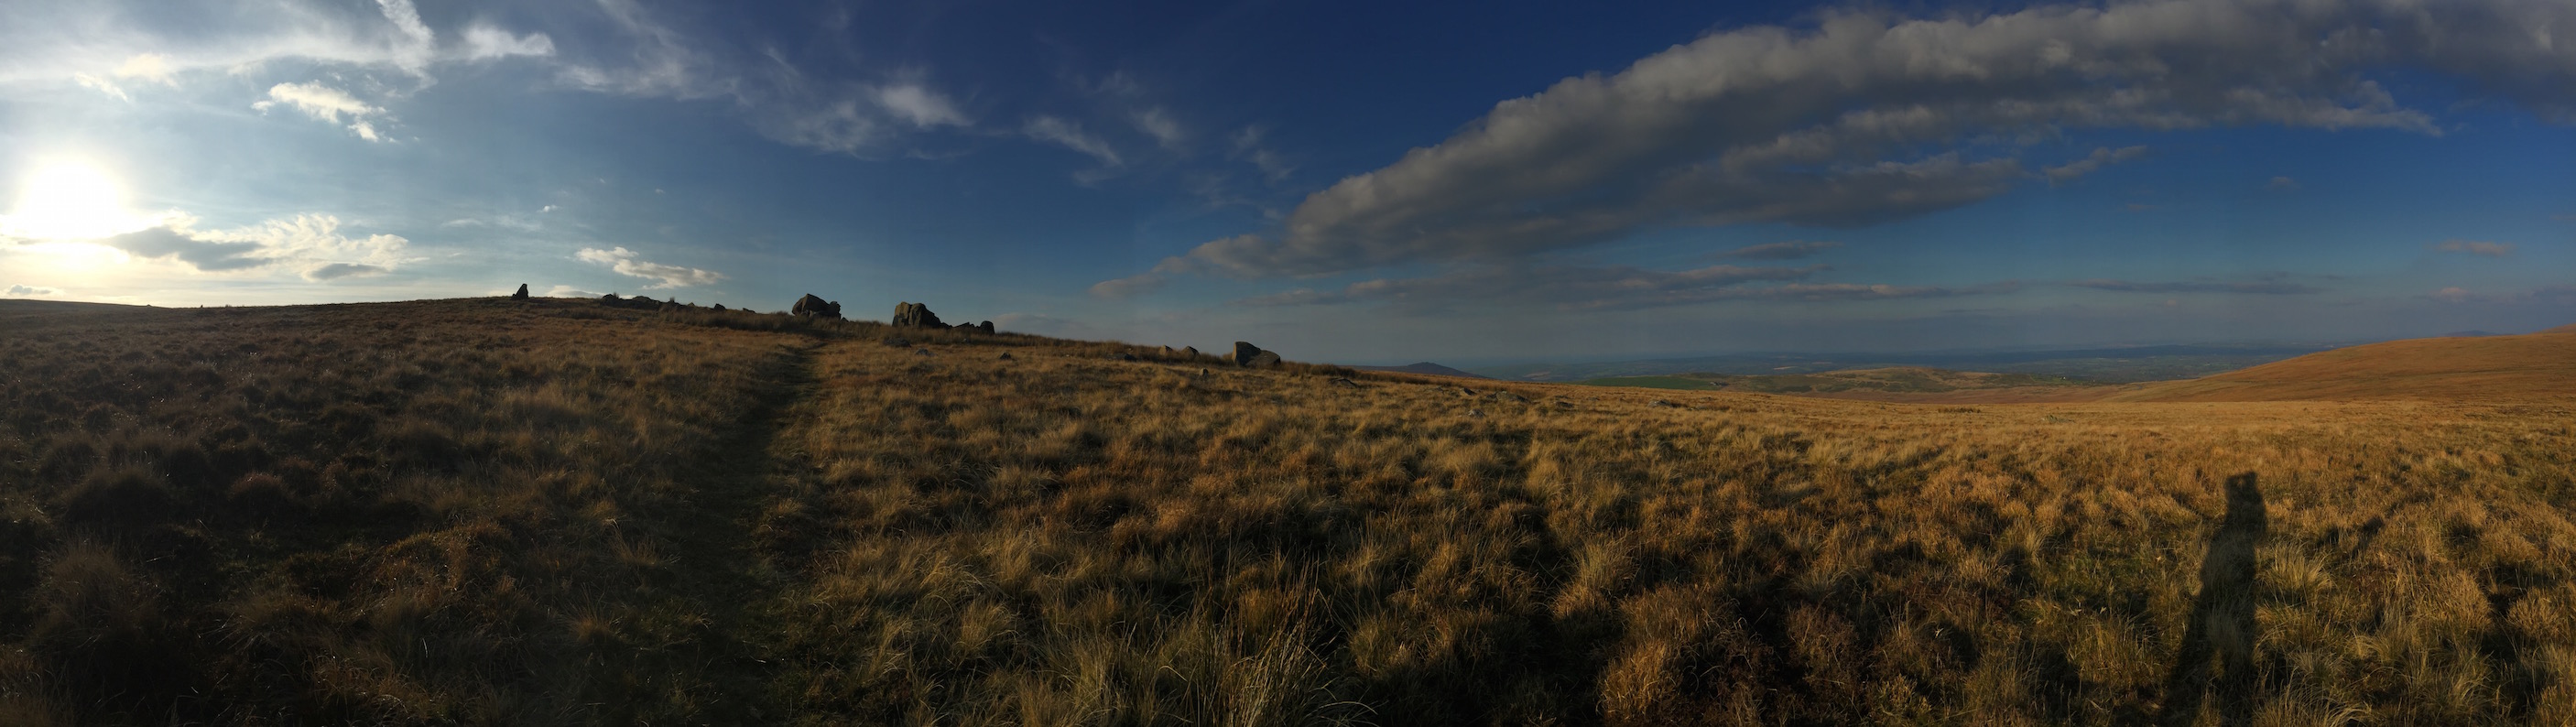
[892,302,947,328]
[792,294,842,319]
[1183,346,1200,358]
[973,320,995,334]
[512,283,529,299]
[1231,342,1281,368]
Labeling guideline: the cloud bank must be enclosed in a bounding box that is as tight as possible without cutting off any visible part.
[1111,0,2576,292]
[97,214,415,281]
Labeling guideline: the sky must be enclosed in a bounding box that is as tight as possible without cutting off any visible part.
[1,0,2571,364]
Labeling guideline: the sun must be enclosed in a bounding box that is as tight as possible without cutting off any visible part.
[4,160,147,241]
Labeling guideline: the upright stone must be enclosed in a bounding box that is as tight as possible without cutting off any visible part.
[511,283,529,299]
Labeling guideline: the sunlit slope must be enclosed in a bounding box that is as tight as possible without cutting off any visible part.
[2115,327,2576,402]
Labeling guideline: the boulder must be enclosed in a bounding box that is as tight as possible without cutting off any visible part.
[603,293,622,302]
[712,304,727,311]
[914,349,933,357]
[975,320,995,334]
[998,352,1016,361]
[511,283,529,299]
[1650,399,1679,408]
[1183,346,1200,357]
[792,294,843,319]
[1327,377,1360,388]
[1231,342,1281,368]
[882,336,912,348]
[1116,353,1140,362]
[892,301,947,328]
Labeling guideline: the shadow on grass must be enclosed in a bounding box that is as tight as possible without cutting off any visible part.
[2159,472,2266,726]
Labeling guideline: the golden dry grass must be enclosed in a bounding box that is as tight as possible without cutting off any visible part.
[2117,329,2576,403]
[4,298,2573,724]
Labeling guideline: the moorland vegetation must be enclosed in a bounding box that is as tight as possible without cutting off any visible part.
[2,298,2572,725]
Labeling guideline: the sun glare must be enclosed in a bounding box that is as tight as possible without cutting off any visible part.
[4,161,147,241]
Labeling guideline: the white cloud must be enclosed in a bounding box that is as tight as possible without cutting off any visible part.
[72,73,129,102]
[1025,115,1122,167]
[114,53,175,85]
[542,285,599,298]
[1133,107,1185,150]
[98,213,415,281]
[2041,146,2151,186]
[876,82,969,128]
[374,0,435,71]
[5,284,60,297]
[1230,126,1295,182]
[462,24,556,61]
[575,246,725,288]
[1113,0,2576,287]
[254,81,394,141]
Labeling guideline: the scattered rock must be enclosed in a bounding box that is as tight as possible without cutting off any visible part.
[998,352,1016,361]
[1499,392,1532,403]
[882,336,912,348]
[792,293,842,319]
[1116,353,1139,362]
[1230,342,1283,368]
[511,283,529,299]
[1327,377,1360,388]
[1459,387,1478,396]
[1199,368,1210,376]
[1650,399,1679,408]
[1158,345,1176,357]
[1183,346,1200,357]
[1467,408,1484,418]
[892,301,948,328]
[914,348,933,357]
[1552,400,1575,409]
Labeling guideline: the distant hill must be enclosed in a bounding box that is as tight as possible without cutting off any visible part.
[1350,362,1491,379]
[2442,331,2499,337]
[2116,326,2576,402]
[1574,366,2131,403]
[1476,343,2337,384]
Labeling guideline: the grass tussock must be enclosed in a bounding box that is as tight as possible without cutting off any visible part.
[2,297,2572,724]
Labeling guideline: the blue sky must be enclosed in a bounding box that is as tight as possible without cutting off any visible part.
[1,0,2571,364]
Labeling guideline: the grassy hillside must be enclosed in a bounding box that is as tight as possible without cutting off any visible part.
[5,298,2575,724]
[2118,327,2576,402]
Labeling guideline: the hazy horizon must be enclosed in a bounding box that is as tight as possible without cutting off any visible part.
[3,0,2571,363]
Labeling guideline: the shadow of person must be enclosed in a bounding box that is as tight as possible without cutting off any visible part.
[2159,472,2267,726]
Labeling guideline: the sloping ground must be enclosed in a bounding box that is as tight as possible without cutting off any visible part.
[2115,327,2576,402]
[5,298,2576,724]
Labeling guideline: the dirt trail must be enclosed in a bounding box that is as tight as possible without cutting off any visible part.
[624,338,825,723]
